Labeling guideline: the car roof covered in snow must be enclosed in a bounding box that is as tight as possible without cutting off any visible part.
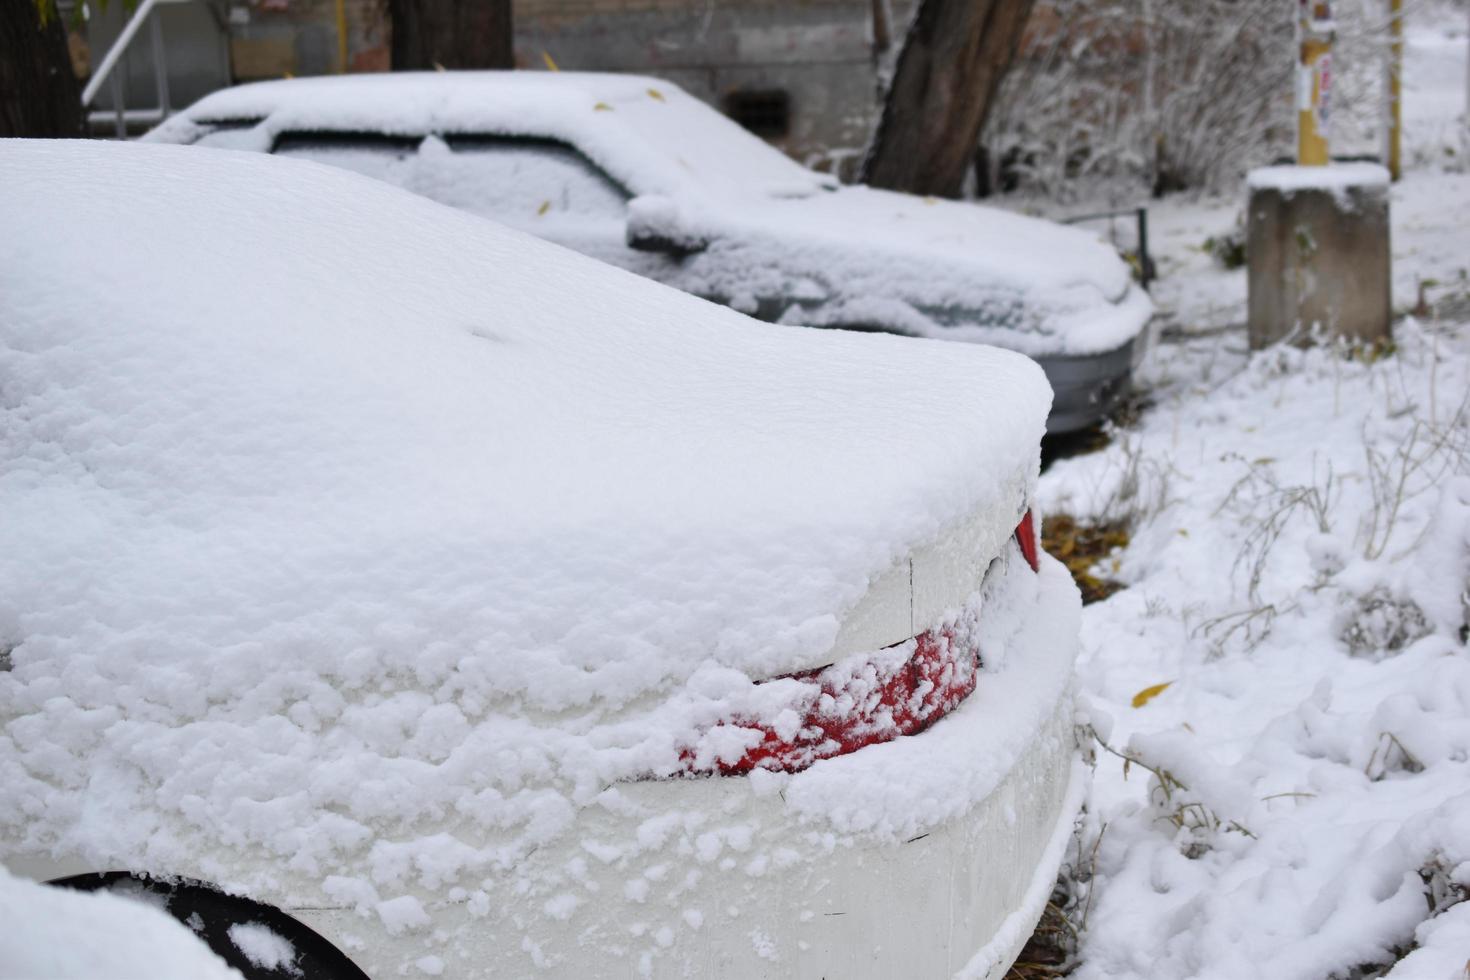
[145,70,833,200]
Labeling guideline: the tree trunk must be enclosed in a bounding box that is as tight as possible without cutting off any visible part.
[387,0,513,70]
[1,2,83,138]
[862,0,1036,198]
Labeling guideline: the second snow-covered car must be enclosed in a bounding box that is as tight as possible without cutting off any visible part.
[146,71,1152,433]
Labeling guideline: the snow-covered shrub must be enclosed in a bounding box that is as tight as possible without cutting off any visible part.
[983,0,1404,199]
[1419,854,1470,923]
[1203,225,1248,270]
[1404,475,1470,642]
[1337,586,1434,656]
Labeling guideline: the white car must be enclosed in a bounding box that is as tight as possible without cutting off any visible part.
[0,139,1083,980]
[145,71,1152,434]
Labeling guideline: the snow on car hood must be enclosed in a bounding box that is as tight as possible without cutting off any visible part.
[0,142,1049,882]
[691,186,1153,357]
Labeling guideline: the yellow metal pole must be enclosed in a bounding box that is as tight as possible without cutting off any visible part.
[1298,0,1334,165]
[335,0,349,74]
[1387,0,1404,180]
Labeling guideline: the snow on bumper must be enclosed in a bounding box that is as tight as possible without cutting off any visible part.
[292,558,1082,979]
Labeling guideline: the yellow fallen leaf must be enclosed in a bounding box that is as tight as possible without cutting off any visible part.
[1132,681,1173,709]
[593,102,613,112]
[536,200,550,216]
[1177,528,1190,537]
[542,51,559,71]
[647,88,665,102]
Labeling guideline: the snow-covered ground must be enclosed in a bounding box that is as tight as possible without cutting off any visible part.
[1037,7,1470,978]
[0,867,241,978]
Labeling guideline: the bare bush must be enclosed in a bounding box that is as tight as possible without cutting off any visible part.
[1338,588,1434,655]
[1358,394,1470,560]
[1215,454,1339,602]
[982,0,1407,198]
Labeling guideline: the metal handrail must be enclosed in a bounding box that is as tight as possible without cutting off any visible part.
[1062,206,1155,290]
[81,0,192,137]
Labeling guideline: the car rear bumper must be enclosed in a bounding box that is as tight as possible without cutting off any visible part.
[1035,332,1143,434]
[291,704,1081,980]
[293,557,1083,979]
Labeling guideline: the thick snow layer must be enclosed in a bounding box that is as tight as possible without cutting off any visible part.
[716,188,1151,357]
[1246,162,1392,192]
[0,140,1055,916]
[0,867,241,979]
[145,72,1150,357]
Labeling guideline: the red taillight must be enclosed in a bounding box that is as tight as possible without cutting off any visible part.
[1015,509,1040,572]
[686,623,980,776]
[680,512,1039,777]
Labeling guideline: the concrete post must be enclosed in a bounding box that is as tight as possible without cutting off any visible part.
[1246,164,1392,350]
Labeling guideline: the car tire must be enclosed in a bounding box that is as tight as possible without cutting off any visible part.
[49,871,370,980]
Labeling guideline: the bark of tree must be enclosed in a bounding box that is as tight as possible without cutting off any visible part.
[387,0,513,70]
[1,2,83,138]
[862,0,1036,198]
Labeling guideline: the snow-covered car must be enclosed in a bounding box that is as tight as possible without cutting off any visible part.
[145,71,1153,434]
[1,139,1083,980]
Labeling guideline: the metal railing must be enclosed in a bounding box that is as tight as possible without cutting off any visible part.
[81,0,193,138]
[1061,206,1155,291]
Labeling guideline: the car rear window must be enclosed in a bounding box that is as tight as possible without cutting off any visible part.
[192,118,265,150]
[424,135,629,221]
[266,131,629,225]
[272,131,423,183]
